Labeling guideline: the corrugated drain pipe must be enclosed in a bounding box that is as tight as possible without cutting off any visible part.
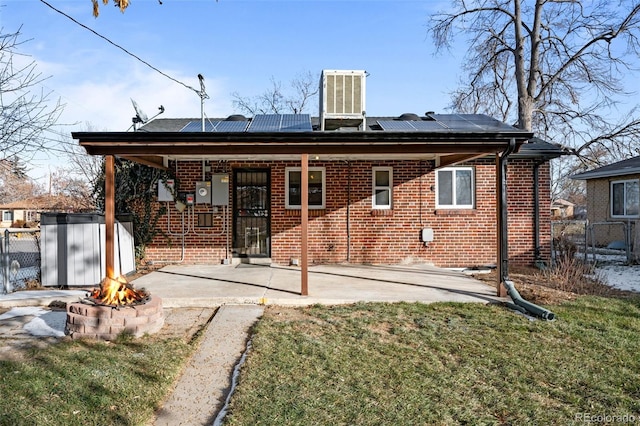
[499,139,555,320]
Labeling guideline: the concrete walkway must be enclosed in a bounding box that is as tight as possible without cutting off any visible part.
[152,304,264,426]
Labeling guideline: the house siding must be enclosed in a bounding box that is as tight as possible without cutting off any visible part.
[144,158,549,268]
[586,176,639,246]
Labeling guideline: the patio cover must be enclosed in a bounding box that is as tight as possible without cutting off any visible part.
[73,115,534,297]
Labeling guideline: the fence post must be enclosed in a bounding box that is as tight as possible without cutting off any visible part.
[2,229,9,294]
[583,220,588,263]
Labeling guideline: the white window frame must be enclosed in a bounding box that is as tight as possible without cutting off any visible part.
[372,167,393,209]
[2,210,12,222]
[435,167,475,209]
[611,179,640,218]
[285,167,326,209]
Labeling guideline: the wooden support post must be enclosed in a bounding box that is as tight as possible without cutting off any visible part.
[301,153,309,296]
[105,155,115,280]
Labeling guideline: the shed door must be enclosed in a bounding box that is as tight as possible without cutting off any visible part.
[232,169,270,257]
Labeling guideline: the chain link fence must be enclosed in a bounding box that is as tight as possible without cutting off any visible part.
[551,220,586,264]
[551,219,636,266]
[1,229,41,294]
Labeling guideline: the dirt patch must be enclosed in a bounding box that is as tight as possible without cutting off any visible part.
[0,306,216,361]
[472,266,637,305]
[0,336,64,362]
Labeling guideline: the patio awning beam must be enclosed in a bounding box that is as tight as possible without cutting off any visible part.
[74,131,532,159]
[82,143,520,157]
[76,129,534,298]
[119,155,167,170]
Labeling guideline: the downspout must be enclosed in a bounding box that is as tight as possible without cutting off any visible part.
[533,161,540,263]
[533,160,546,268]
[499,139,555,320]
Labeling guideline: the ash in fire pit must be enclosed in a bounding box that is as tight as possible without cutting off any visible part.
[66,276,164,340]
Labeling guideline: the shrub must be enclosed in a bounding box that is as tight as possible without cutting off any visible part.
[537,256,611,296]
[553,234,577,262]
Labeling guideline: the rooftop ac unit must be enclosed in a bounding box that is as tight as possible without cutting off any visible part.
[319,70,366,130]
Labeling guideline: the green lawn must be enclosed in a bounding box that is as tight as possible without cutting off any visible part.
[224,297,640,425]
[0,335,194,425]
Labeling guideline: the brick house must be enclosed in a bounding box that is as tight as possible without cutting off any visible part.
[73,70,564,294]
[571,155,640,247]
[0,194,95,228]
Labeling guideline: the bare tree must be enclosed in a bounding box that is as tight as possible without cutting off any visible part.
[0,157,42,204]
[428,0,640,172]
[232,71,319,115]
[62,124,105,193]
[0,27,64,161]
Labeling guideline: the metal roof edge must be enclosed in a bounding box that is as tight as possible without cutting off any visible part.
[571,168,640,180]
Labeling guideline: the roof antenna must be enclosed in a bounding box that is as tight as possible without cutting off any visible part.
[197,74,209,132]
[130,99,165,131]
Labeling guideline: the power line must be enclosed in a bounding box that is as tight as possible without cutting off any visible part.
[39,0,200,95]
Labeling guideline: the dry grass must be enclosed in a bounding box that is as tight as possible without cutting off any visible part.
[225,298,640,425]
[473,258,635,306]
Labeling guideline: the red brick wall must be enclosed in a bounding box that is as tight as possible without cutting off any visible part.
[144,158,551,268]
[506,160,552,265]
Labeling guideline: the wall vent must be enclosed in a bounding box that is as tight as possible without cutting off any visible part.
[319,70,366,131]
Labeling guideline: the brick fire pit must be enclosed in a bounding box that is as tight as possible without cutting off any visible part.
[66,296,164,340]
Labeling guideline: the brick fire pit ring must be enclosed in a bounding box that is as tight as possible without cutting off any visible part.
[66,296,164,340]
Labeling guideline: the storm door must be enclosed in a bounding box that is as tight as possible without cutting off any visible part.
[233,169,270,257]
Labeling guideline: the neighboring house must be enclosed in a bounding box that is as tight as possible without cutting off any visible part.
[0,195,95,228]
[551,199,575,219]
[73,70,565,275]
[572,156,640,247]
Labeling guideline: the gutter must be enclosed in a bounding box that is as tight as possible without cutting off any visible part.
[499,139,556,320]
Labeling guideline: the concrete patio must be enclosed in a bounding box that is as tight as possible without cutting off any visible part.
[131,263,501,308]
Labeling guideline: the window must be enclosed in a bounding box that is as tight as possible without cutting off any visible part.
[436,167,474,209]
[611,179,639,218]
[285,167,326,209]
[372,167,392,209]
[2,211,12,222]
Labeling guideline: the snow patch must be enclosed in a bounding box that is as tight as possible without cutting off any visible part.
[0,307,67,337]
[595,264,640,292]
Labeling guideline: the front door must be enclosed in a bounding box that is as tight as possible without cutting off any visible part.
[232,169,270,257]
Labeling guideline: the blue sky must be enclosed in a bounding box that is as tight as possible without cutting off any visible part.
[3,0,465,181]
[4,0,461,131]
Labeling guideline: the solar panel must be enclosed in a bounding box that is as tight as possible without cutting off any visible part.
[180,121,215,132]
[430,115,483,130]
[378,115,519,132]
[432,114,518,131]
[179,120,248,132]
[247,114,280,132]
[377,120,447,131]
[376,120,417,131]
[247,114,312,132]
[280,114,313,131]
[214,120,248,132]
[407,121,448,130]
